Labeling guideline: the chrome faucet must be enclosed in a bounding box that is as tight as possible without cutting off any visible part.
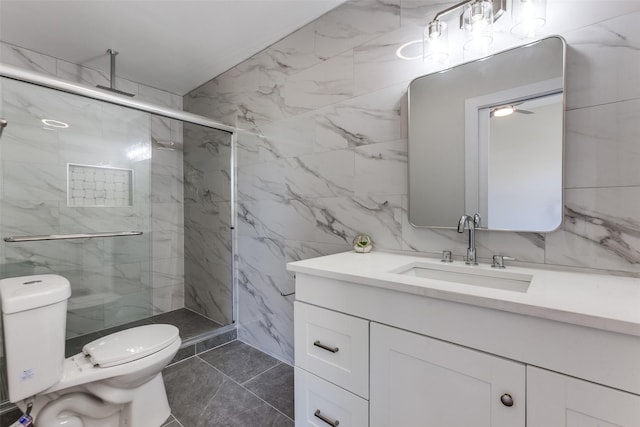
[457,213,481,265]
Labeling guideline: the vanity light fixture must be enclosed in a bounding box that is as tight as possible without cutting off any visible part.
[424,0,506,63]
[511,0,547,39]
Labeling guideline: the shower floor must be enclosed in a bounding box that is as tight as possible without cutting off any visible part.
[65,308,234,358]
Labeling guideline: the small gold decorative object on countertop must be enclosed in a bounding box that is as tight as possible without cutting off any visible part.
[353,234,373,253]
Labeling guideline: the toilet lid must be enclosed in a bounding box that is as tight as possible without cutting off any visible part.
[83,324,180,368]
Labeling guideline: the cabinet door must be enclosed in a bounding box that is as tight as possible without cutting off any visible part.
[370,323,525,427]
[528,366,640,427]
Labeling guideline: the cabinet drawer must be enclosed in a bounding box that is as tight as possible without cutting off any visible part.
[294,301,369,398]
[295,367,369,427]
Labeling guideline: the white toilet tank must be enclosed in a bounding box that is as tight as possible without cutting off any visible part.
[0,274,71,402]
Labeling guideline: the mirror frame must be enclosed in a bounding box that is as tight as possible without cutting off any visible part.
[407,36,566,232]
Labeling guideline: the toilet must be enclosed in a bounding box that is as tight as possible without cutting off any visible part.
[0,274,181,426]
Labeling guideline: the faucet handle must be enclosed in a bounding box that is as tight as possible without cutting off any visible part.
[441,250,453,263]
[491,255,515,269]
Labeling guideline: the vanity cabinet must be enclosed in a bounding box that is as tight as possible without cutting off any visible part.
[527,366,640,426]
[289,252,640,427]
[370,323,525,427]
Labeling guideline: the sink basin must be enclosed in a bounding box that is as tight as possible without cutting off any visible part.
[391,262,532,293]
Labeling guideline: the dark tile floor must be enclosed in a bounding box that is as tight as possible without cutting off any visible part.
[162,340,294,427]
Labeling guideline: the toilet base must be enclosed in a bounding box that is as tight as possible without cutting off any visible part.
[19,373,171,427]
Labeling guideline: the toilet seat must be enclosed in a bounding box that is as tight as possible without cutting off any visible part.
[83,324,180,367]
[43,324,181,395]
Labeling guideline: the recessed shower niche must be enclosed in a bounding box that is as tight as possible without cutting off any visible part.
[67,164,134,207]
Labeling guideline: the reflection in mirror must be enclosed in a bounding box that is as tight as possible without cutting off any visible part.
[481,93,563,230]
[408,36,565,232]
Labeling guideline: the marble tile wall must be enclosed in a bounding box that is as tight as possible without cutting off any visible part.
[185,1,640,364]
[0,41,186,330]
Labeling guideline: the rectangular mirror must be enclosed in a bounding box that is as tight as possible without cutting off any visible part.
[408,36,565,231]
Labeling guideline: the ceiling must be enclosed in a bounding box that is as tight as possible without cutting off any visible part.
[0,0,346,95]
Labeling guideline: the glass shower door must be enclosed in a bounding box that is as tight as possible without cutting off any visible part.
[0,77,153,358]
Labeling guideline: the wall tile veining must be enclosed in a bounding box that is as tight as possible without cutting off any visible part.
[185,1,640,364]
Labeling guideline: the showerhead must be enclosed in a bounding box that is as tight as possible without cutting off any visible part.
[96,49,135,97]
[0,118,7,138]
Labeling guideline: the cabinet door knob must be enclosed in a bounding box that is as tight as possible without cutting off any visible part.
[314,409,340,426]
[500,393,514,407]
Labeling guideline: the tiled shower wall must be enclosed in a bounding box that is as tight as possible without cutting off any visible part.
[0,41,185,321]
[185,1,640,364]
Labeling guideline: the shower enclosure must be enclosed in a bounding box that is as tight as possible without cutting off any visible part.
[0,66,235,408]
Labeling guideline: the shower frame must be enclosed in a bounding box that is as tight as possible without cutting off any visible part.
[0,62,239,329]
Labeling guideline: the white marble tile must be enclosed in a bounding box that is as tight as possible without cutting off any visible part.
[564,11,640,109]
[257,114,317,161]
[353,24,433,95]
[545,186,640,273]
[152,229,184,260]
[0,121,60,164]
[237,198,317,242]
[151,171,184,204]
[0,42,57,75]
[152,257,184,288]
[2,161,66,202]
[265,24,323,76]
[283,51,354,112]
[237,238,295,363]
[56,59,110,88]
[183,124,232,173]
[284,149,355,199]
[184,200,231,233]
[152,283,184,315]
[313,195,404,249]
[237,159,287,202]
[104,291,152,328]
[565,98,640,189]
[138,84,174,107]
[185,259,232,325]
[354,139,407,196]
[235,129,262,167]
[151,116,172,144]
[315,0,401,60]
[152,145,183,175]
[314,84,403,151]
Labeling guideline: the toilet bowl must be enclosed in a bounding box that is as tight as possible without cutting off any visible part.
[0,275,181,427]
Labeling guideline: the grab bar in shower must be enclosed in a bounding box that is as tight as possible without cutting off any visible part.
[3,231,143,242]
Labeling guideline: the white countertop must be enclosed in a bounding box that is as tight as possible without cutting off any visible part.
[287,251,640,337]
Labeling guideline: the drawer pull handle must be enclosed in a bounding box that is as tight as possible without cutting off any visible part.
[314,409,340,426]
[500,393,514,407]
[313,340,339,353]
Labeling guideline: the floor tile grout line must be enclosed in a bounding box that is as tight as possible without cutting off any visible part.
[240,361,283,386]
[239,382,295,422]
[196,355,294,422]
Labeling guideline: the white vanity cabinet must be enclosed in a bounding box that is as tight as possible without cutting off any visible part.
[288,252,640,427]
[370,323,525,427]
